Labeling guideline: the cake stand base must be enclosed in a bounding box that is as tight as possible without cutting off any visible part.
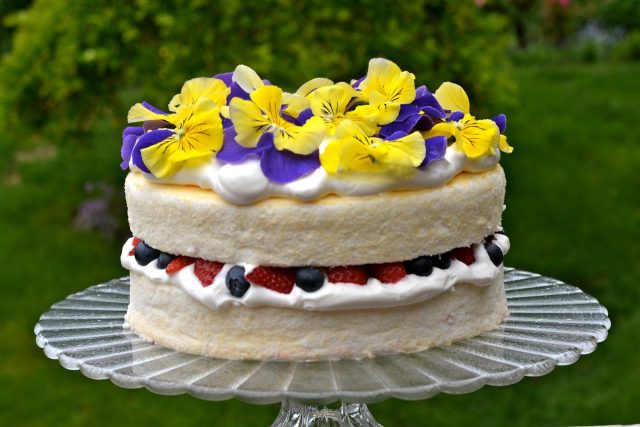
[272,401,381,427]
[35,269,610,427]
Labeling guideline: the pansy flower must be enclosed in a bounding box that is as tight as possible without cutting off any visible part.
[351,58,417,125]
[424,82,513,158]
[230,64,332,119]
[320,119,425,177]
[308,82,376,135]
[123,77,227,177]
[222,85,326,183]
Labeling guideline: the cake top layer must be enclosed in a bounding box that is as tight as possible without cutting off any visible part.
[121,58,512,204]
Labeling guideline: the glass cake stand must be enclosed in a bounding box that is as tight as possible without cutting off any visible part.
[35,268,610,426]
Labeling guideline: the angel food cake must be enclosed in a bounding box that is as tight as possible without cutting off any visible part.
[120,58,514,360]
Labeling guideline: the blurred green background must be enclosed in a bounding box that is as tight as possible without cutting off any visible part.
[1,0,639,425]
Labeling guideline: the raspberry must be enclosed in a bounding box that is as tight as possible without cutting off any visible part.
[326,266,368,285]
[246,266,296,294]
[194,259,225,287]
[451,246,475,266]
[128,237,142,256]
[165,256,196,274]
[368,262,406,284]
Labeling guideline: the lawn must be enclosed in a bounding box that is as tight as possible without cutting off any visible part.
[1,62,638,426]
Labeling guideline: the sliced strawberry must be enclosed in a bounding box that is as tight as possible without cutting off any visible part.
[368,262,406,284]
[128,237,142,256]
[246,266,296,294]
[326,265,369,285]
[451,246,475,266]
[166,256,196,274]
[194,259,224,287]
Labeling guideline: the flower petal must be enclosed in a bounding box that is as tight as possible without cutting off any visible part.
[260,145,320,184]
[273,116,326,155]
[132,129,174,173]
[213,71,233,86]
[120,128,142,170]
[128,102,171,123]
[281,93,309,118]
[458,116,499,158]
[434,82,470,115]
[217,127,262,163]
[295,77,334,97]
[498,134,513,153]
[491,114,507,133]
[448,111,465,122]
[250,85,284,123]
[379,109,423,138]
[169,77,229,111]
[229,97,271,147]
[232,64,264,94]
[422,136,447,166]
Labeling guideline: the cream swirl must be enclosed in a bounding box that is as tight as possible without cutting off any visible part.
[121,235,510,311]
[134,145,500,205]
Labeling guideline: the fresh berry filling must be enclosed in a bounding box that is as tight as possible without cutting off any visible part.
[126,232,506,298]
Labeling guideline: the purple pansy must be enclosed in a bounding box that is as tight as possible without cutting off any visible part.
[217,128,320,184]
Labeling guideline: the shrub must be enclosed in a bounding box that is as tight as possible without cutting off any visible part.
[0,0,513,157]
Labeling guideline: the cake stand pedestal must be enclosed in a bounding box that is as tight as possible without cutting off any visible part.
[35,268,610,427]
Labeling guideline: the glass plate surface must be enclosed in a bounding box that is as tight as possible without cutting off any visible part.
[34,268,610,405]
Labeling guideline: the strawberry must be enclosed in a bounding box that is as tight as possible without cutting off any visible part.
[194,259,224,287]
[128,237,142,256]
[368,262,406,284]
[451,246,475,266]
[165,256,196,274]
[246,266,296,294]
[326,265,369,285]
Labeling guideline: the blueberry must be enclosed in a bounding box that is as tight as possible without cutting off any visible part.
[431,253,451,269]
[156,252,176,269]
[226,266,250,297]
[404,256,433,277]
[484,242,504,266]
[134,241,160,266]
[295,267,325,292]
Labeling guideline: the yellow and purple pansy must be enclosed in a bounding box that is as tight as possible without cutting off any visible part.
[122,77,228,178]
[121,58,512,183]
[424,82,513,158]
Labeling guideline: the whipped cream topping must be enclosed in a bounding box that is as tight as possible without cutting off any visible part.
[121,235,510,311]
[135,145,500,205]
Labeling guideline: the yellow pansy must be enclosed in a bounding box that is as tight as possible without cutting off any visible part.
[309,82,376,135]
[427,114,500,158]
[140,99,223,178]
[320,120,425,176]
[426,82,513,157]
[168,77,229,112]
[352,58,416,125]
[229,85,326,155]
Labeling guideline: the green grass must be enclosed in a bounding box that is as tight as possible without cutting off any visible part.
[1,62,639,426]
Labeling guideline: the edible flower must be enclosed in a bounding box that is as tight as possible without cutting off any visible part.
[352,58,417,125]
[124,77,227,177]
[424,82,512,157]
[229,85,326,155]
[308,82,376,135]
[320,120,425,177]
[222,85,326,183]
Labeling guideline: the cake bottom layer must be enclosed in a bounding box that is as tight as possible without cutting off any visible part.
[126,270,508,361]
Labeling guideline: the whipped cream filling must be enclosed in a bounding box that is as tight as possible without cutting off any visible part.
[135,145,501,205]
[121,235,510,311]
